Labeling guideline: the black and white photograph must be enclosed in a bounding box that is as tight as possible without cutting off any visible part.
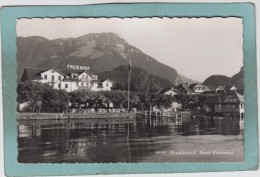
[16,17,244,163]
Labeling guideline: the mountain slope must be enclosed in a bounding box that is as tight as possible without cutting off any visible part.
[99,65,174,92]
[17,33,187,85]
[231,67,244,89]
[203,67,244,90]
[178,74,198,84]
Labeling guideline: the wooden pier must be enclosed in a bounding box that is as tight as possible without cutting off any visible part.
[136,111,191,120]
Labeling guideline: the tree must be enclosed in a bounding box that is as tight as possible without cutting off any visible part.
[17,81,48,112]
[17,81,70,113]
[57,90,70,113]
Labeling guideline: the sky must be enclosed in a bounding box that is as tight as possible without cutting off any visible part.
[16,17,243,82]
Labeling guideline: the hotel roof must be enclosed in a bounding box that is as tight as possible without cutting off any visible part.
[101,79,114,83]
[61,69,94,76]
[22,67,43,81]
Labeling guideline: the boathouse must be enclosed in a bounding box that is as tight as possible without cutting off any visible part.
[201,91,244,117]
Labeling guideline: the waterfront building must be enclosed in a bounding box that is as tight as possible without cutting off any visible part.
[21,67,113,92]
[201,91,244,117]
[189,83,209,94]
[159,87,179,96]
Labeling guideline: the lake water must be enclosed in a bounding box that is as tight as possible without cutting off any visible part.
[17,116,244,163]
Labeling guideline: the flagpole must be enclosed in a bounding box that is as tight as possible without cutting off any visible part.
[128,59,131,112]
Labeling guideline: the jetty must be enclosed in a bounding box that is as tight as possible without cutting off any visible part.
[136,110,191,120]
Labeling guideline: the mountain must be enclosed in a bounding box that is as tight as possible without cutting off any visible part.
[231,67,244,89]
[17,33,192,85]
[178,74,198,84]
[99,65,174,92]
[203,67,244,90]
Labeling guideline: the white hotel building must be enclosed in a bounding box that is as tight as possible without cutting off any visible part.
[21,67,113,92]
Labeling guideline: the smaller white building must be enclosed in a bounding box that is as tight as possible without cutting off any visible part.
[101,79,114,91]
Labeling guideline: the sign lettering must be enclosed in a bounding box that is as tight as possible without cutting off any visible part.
[67,64,90,71]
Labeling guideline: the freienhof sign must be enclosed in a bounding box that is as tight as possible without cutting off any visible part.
[67,64,90,71]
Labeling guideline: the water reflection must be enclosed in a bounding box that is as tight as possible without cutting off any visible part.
[18,116,244,163]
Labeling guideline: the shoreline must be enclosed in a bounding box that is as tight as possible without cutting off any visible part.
[17,112,136,120]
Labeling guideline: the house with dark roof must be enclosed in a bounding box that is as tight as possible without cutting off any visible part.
[159,87,179,96]
[201,91,244,117]
[177,83,194,94]
[189,83,209,94]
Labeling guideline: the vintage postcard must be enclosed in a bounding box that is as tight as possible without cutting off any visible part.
[16,17,245,163]
[1,3,258,176]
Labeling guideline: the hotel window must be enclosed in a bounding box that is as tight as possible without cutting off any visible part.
[58,76,61,80]
[51,70,55,73]
[58,84,61,88]
[76,82,78,86]
[65,84,68,88]
[106,83,109,87]
[51,75,54,81]
[44,75,47,79]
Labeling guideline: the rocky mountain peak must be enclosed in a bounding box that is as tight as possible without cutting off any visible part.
[17,33,195,85]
